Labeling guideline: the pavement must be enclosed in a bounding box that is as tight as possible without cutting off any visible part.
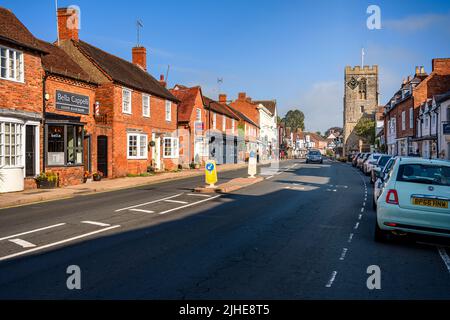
[0,159,449,299]
[0,162,252,209]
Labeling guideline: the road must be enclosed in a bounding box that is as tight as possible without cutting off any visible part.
[0,159,449,299]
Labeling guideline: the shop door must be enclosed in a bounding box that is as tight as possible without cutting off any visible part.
[25,126,35,177]
[97,136,108,177]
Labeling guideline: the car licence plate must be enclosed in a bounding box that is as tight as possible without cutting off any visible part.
[412,197,449,209]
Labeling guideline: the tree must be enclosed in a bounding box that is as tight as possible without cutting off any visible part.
[283,109,305,131]
[315,131,322,137]
[354,117,375,144]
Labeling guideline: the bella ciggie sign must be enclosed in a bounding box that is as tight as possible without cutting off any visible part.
[56,90,90,115]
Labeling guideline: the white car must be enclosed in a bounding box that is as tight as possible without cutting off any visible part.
[372,157,397,209]
[363,153,382,175]
[375,157,450,242]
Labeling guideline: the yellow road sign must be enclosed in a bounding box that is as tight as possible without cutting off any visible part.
[205,160,218,186]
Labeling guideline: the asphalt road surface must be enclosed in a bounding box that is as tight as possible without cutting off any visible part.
[0,159,449,299]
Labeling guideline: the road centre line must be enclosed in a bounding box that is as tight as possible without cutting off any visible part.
[0,223,66,242]
[115,194,183,212]
[164,199,188,204]
[339,248,348,261]
[158,195,221,215]
[9,239,36,248]
[325,271,338,288]
[81,221,110,227]
[361,208,365,212]
[437,247,450,274]
[354,222,360,229]
[348,233,354,243]
[0,225,121,262]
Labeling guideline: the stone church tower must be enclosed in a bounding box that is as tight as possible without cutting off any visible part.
[343,65,379,155]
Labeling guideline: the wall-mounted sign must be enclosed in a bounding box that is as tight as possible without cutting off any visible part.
[56,90,90,115]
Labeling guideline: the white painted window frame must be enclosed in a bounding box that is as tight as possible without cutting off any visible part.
[142,94,150,118]
[122,88,132,114]
[0,45,24,83]
[127,132,147,160]
[163,137,179,159]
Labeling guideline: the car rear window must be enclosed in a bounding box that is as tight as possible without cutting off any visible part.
[378,156,391,167]
[397,164,450,186]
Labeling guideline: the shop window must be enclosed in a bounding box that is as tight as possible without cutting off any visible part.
[0,122,23,167]
[0,45,24,82]
[47,124,83,166]
[163,137,179,158]
[127,133,147,159]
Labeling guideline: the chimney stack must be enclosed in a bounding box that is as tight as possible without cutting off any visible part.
[420,66,425,74]
[132,46,147,70]
[159,74,166,88]
[238,92,246,100]
[415,66,420,75]
[219,94,227,103]
[57,7,79,42]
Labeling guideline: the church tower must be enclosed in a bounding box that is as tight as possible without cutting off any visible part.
[343,65,378,155]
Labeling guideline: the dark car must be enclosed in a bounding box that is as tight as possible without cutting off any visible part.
[306,150,323,164]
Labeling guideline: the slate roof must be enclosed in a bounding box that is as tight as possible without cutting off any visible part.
[73,40,178,102]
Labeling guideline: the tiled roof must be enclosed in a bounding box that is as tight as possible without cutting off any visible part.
[73,40,178,102]
[226,104,259,128]
[170,86,201,122]
[253,100,276,116]
[435,90,450,103]
[0,7,46,53]
[203,96,240,121]
[37,39,95,84]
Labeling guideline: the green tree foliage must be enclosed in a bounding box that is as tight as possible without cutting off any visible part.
[354,117,375,144]
[283,110,305,131]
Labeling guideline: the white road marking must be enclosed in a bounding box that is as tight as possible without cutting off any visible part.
[354,222,360,229]
[361,208,365,213]
[265,175,274,180]
[81,221,110,227]
[339,248,348,260]
[9,239,36,248]
[0,223,66,242]
[358,214,362,220]
[164,199,188,204]
[187,193,211,197]
[348,233,354,243]
[437,247,450,274]
[325,271,338,288]
[129,209,155,214]
[158,195,221,215]
[363,202,366,207]
[0,225,121,262]
[115,194,183,212]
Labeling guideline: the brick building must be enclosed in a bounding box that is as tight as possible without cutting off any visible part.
[55,7,180,176]
[0,7,46,193]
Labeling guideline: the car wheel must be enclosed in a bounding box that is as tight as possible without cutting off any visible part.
[374,221,390,243]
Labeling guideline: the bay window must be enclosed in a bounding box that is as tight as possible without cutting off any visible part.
[127,133,147,159]
[0,46,24,82]
[46,124,84,166]
[163,137,179,158]
[0,122,23,167]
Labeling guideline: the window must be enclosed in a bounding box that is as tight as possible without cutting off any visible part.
[409,107,413,129]
[360,106,364,113]
[196,108,201,121]
[47,124,83,166]
[127,133,147,159]
[231,119,235,132]
[222,116,226,131]
[0,46,24,82]
[397,164,450,186]
[212,113,217,129]
[401,111,406,130]
[165,100,172,121]
[122,89,132,114]
[0,122,23,167]
[163,137,179,158]
[142,95,150,117]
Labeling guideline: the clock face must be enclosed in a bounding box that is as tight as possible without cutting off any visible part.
[347,77,359,90]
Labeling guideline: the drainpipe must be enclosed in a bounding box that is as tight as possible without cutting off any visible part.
[42,73,48,173]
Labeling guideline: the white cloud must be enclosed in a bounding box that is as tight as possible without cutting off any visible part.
[384,12,450,33]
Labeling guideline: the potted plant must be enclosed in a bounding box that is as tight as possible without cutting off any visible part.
[35,171,59,189]
[92,171,103,181]
[83,171,92,183]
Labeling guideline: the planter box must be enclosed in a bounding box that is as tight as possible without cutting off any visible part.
[37,180,58,189]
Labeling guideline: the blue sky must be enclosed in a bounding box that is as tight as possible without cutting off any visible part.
[2,0,450,132]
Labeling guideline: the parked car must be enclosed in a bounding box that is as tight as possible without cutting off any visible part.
[352,153,361,167]
[372,157,397,209]
[371,155,393,184]
[375,157,450,242]
[357,153,370,170]
[306,149,323,164]
[363,153,382,175]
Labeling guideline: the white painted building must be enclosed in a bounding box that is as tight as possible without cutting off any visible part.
[436,91,450,160]
[254,100,278,161]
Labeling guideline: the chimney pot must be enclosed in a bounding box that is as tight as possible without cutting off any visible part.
[219,94,227,103]
[57,7,79,42]
[238,92,246,100]
[132,46,147,70]
[420,66,425,74]
[159,74,166,88]
[415,66,420,75]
